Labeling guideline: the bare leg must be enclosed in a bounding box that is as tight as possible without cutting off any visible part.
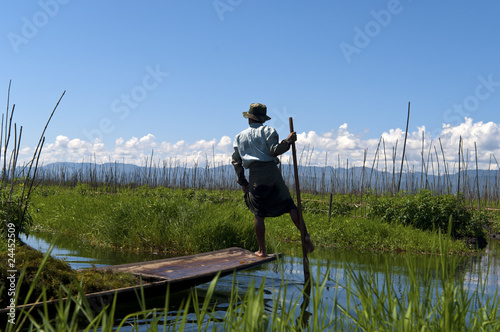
[254,215,267,257]
[289,208,315,253]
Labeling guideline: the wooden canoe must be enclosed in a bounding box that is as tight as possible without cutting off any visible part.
[0,247,280,321]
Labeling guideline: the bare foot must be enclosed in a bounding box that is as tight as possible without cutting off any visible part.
[305,235,315,254]
[254,251,268,257]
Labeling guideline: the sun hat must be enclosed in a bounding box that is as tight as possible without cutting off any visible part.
[242,103,271,122]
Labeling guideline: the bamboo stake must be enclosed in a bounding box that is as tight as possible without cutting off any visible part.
[487,154,492,204]
[439,138,451,194]
[360,148,367,192]
[383,139,388,192]
[392,141,398,194]
[369,137,382,191]
[421,130,424,188]
[398,102,410,193]
[475,142,480,210]
[458,136,462,199]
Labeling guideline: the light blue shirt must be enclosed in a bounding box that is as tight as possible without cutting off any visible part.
[233,123,281,169]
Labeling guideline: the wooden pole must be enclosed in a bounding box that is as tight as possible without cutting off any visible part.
[398,102,411,193]
[328,192,333,222]
[289,117,311,311]
[475,142,481,210]
[458,136,462,199]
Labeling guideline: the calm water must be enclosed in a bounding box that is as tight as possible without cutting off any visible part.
[20,232,500,329]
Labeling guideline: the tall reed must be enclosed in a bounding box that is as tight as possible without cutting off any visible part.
[0,82,64,240]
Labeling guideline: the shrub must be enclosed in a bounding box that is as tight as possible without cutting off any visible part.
[366,190,488,242]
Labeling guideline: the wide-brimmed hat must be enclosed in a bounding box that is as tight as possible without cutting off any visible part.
[242,103,271,122]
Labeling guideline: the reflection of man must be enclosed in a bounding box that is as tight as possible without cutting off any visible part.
[232,103,314,257]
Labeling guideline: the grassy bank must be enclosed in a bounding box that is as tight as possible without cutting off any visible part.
[0,242,138,308]
[26,184,483,255]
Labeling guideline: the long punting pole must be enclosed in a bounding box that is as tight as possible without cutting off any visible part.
[289,117,311,305]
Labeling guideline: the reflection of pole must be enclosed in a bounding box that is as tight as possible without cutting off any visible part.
[289,117,311,317]
[398,102,410,193]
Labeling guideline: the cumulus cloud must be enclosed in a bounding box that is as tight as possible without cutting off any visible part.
[22,118,500,170]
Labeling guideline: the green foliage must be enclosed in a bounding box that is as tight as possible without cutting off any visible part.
[0,185,33,238]
[311,214,468,254]
[0,244,137,306]
[74,182,91,195]
[301,193,356,216]
[366,190,488,240]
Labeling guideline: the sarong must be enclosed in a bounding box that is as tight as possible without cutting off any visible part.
[244,162,297,217]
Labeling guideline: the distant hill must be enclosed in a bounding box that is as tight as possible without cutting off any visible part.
[31,161,499,195]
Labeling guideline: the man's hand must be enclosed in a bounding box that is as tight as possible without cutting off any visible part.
[286,132,297,144]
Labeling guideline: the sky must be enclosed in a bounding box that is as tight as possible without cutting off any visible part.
[1,1,499,171]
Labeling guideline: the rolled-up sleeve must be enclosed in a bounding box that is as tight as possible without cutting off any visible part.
[231,146,249,187]
[267,129,290,157]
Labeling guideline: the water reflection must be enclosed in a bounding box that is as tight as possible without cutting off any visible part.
[463,239,500,293]
[20,231,176,269]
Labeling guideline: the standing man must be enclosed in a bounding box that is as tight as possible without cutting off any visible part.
[232,103,314,257]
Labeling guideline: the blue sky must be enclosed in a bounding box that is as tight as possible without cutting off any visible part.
[1,1,499,168]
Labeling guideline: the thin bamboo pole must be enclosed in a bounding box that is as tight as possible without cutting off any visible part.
[289,117,311,313]
[398,102,411,193]
[475,142,481,210]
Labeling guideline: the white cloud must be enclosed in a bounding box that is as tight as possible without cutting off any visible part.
[217,135,232,151]
[22,119,500,171]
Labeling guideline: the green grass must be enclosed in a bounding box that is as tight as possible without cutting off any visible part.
[30,185,257,254]
[27,184,479,255]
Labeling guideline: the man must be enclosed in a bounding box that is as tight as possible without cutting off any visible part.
[232,103,314,257]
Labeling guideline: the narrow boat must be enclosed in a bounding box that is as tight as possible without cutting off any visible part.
[1,247,280,322]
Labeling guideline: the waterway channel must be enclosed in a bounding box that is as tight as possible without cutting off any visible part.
[20,232,500,329]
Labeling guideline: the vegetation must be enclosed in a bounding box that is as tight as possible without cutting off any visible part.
[335,231,500,331]
[366,190,489,243]
[1,84,499,330]
[0,242,139,307]
[26,184,483,255]
[1,231,499,331]
[29,185,257,254]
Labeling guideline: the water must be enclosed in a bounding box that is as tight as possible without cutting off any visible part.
[20,232,177,269]
[20,232,500,329]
